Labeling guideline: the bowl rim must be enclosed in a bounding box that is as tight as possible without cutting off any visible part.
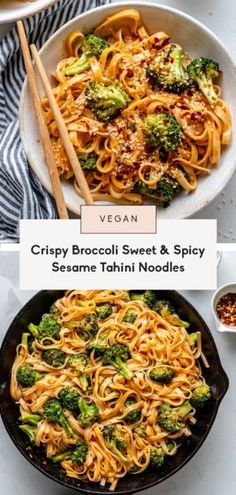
[211,282,236,332]
[19,0,236,218]
[0,0,59,24]
[0,288,229,495]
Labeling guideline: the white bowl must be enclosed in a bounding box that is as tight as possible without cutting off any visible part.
[211,283,236,333]
[0,0,58,24]
[19,1,236,217]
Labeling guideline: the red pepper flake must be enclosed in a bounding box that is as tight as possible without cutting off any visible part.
[126,69,134,78]
[182,111,191,118]
[191,112,203,121]
[216,293,236,327]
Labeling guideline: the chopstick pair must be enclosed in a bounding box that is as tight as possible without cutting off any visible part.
[17,20,94,220]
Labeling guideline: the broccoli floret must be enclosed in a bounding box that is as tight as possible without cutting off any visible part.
[155,300,190,328]
[190,384,211,409]
[85,82,129,122]
[83,34,109,58]
[58,387,80,412]
[155,299,176,314]
[65,34,109,76]
[149,364,175,383]
[19,424,37,444]
[150,442,175,468]
[19,411,42,426]
[76,312,99,341]
[134,177,182,207]
[150,446,165,468]
[142,113,181,152]
[187,57,220,107]
[67,353,89,391]
[122,312,137,324]
[103,426,127,462]
[130,290,157,310]
[87,334,108,357]
[102,344,133,380]
[77,397,99,427]
[52,440,88,464]
[96,303,113,320]
[44,399,74,436]
[157,401,192,433]
[67,353,88,372]
[16,364,43,388]
[28,314,60,340]
[147,44,189,93]
[41,348,66,367]
[133,426,146,437]
[124,397,141,423]
[78,152,97,171]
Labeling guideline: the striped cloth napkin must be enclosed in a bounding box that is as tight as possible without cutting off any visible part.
[0,0,110,240]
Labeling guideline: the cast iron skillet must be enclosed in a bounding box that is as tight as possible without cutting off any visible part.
[0,290,229,495]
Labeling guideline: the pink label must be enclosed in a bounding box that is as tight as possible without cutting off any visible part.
[81,206,156,234]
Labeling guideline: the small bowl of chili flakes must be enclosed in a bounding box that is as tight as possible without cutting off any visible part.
[211,283,236,333]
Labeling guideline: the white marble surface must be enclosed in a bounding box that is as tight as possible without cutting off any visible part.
[1,251,236,495]
[0,0,236,241]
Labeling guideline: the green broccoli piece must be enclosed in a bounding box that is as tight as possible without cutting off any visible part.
[78,152,97,171]
[19,424,37,444]
[142,113,181,152]
[102,344,133,380]
[155,300,190,328]
[135,176,182,207]
[157,401,192,433]
[77,397,99,427]
[147,44,189,93]
[76,312,99,341]
[87,334,108,357]
[85,82,129,122]
[133,426,146,437]
[155,299,176,314]
[58,387,80,412]
[52,439,88,464]
[189,332,198,345]
[122,312,137,324]
[16,364,43,388]
[187,57,220,107]
[41,348,66,367]
[150,446,165,468]
[65,34,109,76]
[124,397,141,423]
[67,353,88,372]
[20,332,35,354]
[150,442,175,468]
[149,363,175,383]
[130,290,157,310]
[103,426,127,462]
[96,303,113,320]
[67,353,89,391]
[19,411,42,426]
[44,399,74,436]
[190,384,211,409]
[28,314,60,340]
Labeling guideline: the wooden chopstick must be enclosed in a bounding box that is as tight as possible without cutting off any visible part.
[17,21,69,220]
[30,44,94,206]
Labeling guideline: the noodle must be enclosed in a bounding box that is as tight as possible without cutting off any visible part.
[41,9,232,206]
[11,290,210,490]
